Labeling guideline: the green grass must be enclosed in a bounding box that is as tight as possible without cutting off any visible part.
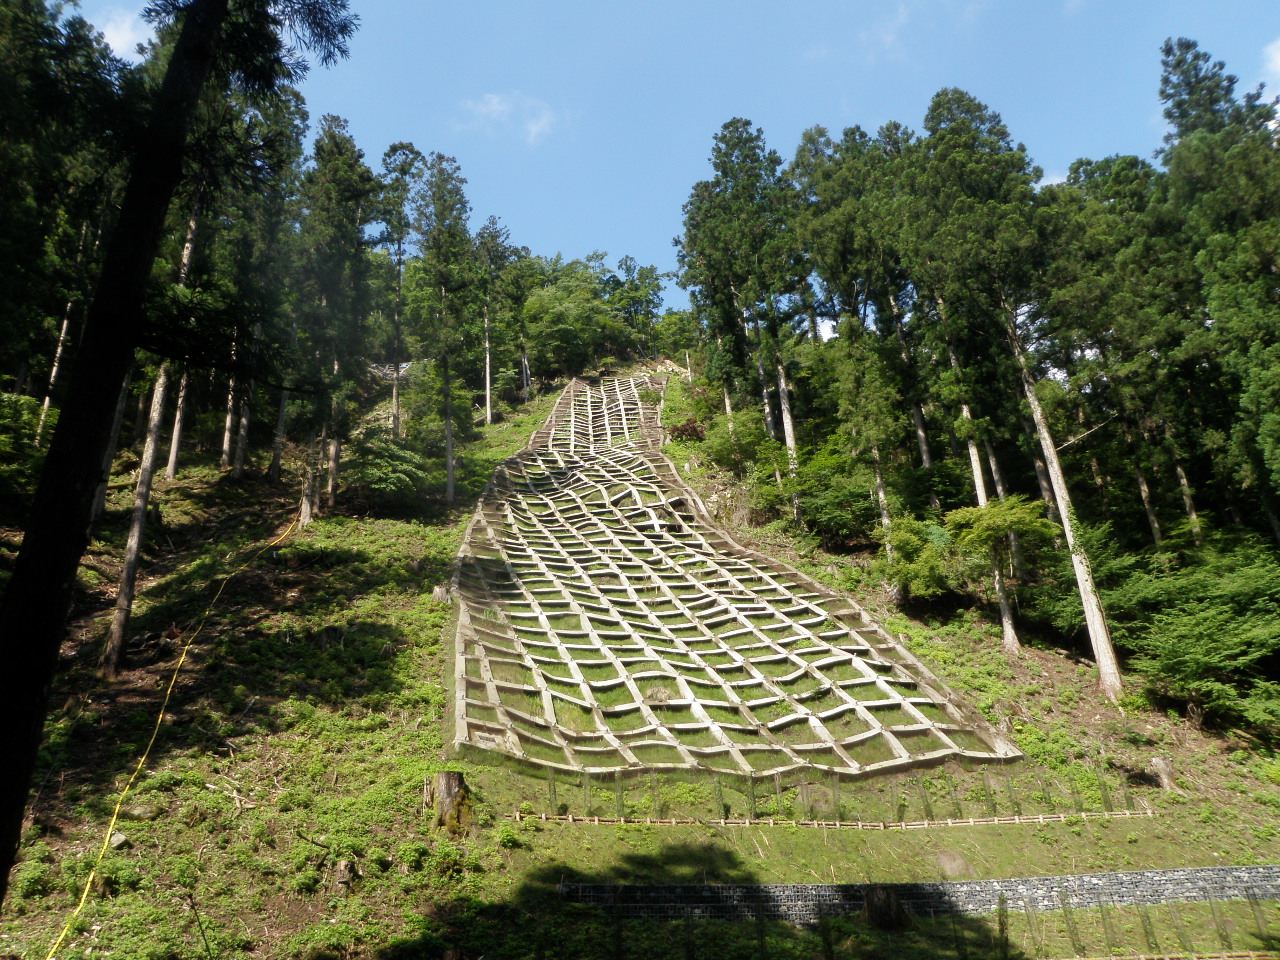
[7,373,1280,959]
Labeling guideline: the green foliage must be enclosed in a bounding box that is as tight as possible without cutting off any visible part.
[1105,539,1280,732]
[794,438,878,549]
[343,428,435,515]
[0,392,46,519]
[701,411,769,478]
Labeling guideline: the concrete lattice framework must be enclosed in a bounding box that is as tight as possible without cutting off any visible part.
[451,376,1017,778]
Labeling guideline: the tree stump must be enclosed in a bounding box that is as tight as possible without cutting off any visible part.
[1150,756,1186,795]
[433,771,472,835]
[334,858,359,893]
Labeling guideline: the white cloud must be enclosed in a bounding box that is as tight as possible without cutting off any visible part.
[95,6,151,61]
[459,92,560,147]
[1263,36,1280,91]
[857,3,910,57]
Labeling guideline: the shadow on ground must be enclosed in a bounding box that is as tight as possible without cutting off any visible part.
[364,840,1029,960]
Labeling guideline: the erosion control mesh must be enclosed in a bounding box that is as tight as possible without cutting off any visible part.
[451,376,1017,778]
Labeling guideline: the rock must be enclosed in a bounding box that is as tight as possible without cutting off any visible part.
[119,804,162,821]
[109,830,131,850]
[433,771,472,835]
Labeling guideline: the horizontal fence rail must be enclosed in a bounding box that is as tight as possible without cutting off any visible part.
[511,806,1156,831]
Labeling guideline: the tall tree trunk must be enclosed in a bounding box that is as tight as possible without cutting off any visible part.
[391,366,401,439]
[483,301,492,426]
[443,354,455,505]
[1023,413,1060,524]
[36,222,94,445]
[985,436,1027,580]
[131,384,150,446]
[775,354,801,520]
[220,375,237,469]
[92,373,134,524]
[520,341,531,401]
[890,296,936,474]
[941,311,1018,655]
[103,364,171,677]
[162,215,200,482]
[269,324,296,483]
[753,322,777,441]
[232,386,252,480]
[35,306,74,447]
[1121,422,1162,547]
[269,386,288,483]
[1164,423,1203,546]
[325,432,340,509]
[0,0,230,899]
[164,370,189,481]
[871,444,893,560]
[299,428,319,528]
[734,287,776,440]
[391,259,403,440]
[1006,313,1120,700]
[948,341,989,504]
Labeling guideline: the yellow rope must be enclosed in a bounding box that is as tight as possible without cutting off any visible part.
[45,516,299,960]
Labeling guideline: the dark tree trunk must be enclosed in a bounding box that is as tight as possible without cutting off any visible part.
[443,354,455,505]
[91,372,133,524]
[270,386,288,483]
[0,0,230,902]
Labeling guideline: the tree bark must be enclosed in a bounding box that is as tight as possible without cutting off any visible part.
[753,323,776,441]
[1005,314,1121,700]
[91,373,134,524]
[232,386,252,480]
[483,301,492,426]
[941,310,1018,655]
[131,383,150,446]
[889,295,936,479]
[220,374,237,469]
[0,0,230,901]
[443,354,455,505]
[35,305,74,447]
[299,428,319,528]
[871,444,893,560]
[162,216,200,482]
[1023,413,1059,524]
[325,433,340,509]
[164,370,189,481]
[984,436,1026,578]
[103,363,171,677]
[775,353,801,520]
[1164,423,1203,546]
[520,341,531,401]
[1123,423,1162,547]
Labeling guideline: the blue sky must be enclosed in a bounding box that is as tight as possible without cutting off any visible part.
[75,1,1280,310]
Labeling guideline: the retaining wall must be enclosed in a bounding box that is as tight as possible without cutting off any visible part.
[562,864,1280,923]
